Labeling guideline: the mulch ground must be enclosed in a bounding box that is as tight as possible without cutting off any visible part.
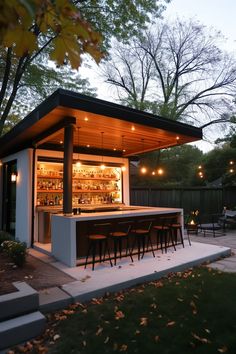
[0,252,76,295]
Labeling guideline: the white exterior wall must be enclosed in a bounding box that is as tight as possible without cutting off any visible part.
[2,149,33,246]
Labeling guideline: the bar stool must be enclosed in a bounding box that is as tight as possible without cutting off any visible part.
[131,219,155,260]
[84,223,113,270]
[168,215,186,247]
[153,216,176,253]
[109,221,133,265]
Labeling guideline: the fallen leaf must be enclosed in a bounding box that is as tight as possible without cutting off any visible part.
[115,310,125,320]
[192,332,211,344]
[150,303,157,309]
[190,300,197,315]
[218,346,228,353]
[82,340,87,347]
[91,298,103,304]
[154,335,160,342]
[104,337,109,344]
[166,321,175,327]
[120,344,128,351]
[96,327,103,336]
[38,346,48,354]
[63,309,75,315]
[204,328,211,334]
[135,330,141,335]
[53,334,60,341]
[155,281,164,288]
[80,275,91,282]
[177,298,184,302]
[140,317,148,326]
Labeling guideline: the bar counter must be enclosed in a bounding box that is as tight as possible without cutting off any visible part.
[51,206,183,267]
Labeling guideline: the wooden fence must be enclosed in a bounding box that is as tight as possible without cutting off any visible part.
[130,187,236,215]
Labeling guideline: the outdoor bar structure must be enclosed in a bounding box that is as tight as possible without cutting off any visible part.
[0,89,202,267]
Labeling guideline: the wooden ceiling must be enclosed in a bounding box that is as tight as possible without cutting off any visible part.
[0,89,202,159]
[37,106,199,157]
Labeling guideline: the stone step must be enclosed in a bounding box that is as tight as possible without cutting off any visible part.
[0,282,39,321]
[0,311,46,350]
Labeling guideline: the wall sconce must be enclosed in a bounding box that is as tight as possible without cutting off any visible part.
[11,172,17,182]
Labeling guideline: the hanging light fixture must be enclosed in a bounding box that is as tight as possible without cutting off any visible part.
[121,135,126,172]
[100,132,106,170]
[76,127,82,167]
[140,138,147,174]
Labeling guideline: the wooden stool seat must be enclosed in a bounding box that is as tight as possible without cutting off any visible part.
[89,234,107,240]
[85,223,113,270]
[154,217,176,253]
[110,231,127,237]
[109,222,133,265]
[131,219,155,260]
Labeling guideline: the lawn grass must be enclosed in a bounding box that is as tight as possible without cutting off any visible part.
[47,266,236,354]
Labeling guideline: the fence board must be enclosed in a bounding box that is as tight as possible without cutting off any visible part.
[130,187,236,215]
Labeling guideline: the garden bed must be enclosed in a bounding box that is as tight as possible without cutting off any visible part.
[0,253,76,296]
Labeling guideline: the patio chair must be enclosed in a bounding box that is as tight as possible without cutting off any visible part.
[198,213,225,237]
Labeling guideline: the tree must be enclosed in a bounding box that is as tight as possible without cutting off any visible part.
[3,59,97,135]
[0,0,169,136]
[101,19,236,130]
[201,144,236,185]
[131,145,203,187]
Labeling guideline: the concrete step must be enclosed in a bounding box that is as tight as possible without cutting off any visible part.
[0,311,46,350]
[0,282,39,321]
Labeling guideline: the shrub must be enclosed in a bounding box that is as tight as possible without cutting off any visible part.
[1,240,27,266]
[0,230,13,249]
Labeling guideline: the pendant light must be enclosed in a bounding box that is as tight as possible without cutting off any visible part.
[140,138,147,174]
[100,132,106,170]
[76,127,81,167]
[121,135,126,172]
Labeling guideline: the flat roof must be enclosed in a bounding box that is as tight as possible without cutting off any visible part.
[0,89,202,158]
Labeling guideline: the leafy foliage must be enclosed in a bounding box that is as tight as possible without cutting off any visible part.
[132,145,203,187]
[1,239,27,266]
[0,0,168,136]
[202,144,236,186]
[0,0,103,68]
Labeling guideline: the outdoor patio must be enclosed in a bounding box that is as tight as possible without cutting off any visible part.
[28,231,236,312]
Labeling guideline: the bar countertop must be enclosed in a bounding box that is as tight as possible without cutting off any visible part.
[53,206,183,222]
